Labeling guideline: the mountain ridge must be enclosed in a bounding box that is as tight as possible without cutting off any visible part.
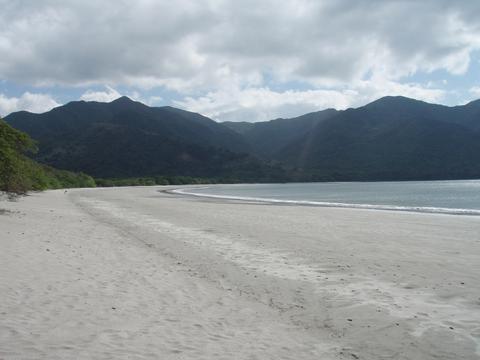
[5,97,286,181]
[5,95,480,182]
[276,96,480,180]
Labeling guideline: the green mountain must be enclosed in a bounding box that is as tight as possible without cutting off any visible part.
[0,118,95,194]
[226,96,480,181]
[5,97,285,181]
[6,95,480,183]
[223,109,338,158]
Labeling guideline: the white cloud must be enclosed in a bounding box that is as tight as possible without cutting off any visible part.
[0,95,17,116]
[176,87,353,121]
[79,86,155,105]
[146,95,164,106]
[0,0,479,90]
[351,78,447,106]
[0,92,60,116]
[175,81,446,122]
[0,1,477,120]
[469,86,480,98]
[80,85,121,102]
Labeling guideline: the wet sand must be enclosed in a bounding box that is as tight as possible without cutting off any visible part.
[1,186,479,359]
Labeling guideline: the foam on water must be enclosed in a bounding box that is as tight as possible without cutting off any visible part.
[172,187,480,216]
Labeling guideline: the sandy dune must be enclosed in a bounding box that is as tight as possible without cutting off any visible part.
[1,186,479,359]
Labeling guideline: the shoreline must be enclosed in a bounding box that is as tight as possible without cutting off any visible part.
[168,186,480,216]
[1,187,480,359]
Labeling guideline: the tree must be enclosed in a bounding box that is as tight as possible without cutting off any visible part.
[0,118,38,194]
[0,118,96,195]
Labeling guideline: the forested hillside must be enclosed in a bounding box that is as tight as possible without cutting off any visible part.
[6,96,480,184]
[0,119,95,194]
[226,96,480,181]
[5,97,286,182]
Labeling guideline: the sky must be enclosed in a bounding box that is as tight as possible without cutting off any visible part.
[1,0,480,122]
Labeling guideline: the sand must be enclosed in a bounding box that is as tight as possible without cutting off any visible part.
[1,186,479,359]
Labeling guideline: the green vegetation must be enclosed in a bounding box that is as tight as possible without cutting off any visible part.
[6,96,480,185]
[95,175,220,187]
[0,118,96,195]
[4,97,288,182]
[1,114,278,195]
[94,175,254,188]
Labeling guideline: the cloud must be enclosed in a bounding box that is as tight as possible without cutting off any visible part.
[176,87,352,122]
[0,92,60,116]
[0,1,477,120]
[469,86,480,98]
[80,86,121,102]
[176,81,446,122]
[1,0,479,90]
[79,86,155,105]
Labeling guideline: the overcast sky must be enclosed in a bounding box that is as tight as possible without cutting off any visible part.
[1,0,480,121]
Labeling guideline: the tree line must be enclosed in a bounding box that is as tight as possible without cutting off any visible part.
[0,118,95,195]
[1,118,224,195]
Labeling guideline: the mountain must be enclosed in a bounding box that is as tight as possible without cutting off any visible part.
[275,96,480,180]
[5,97,284,181]
[8,96,249,153]
[0,118,95,194]
[223,108,338,158]
[6,95,480,183]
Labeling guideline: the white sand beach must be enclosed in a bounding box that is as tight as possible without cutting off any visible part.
[1,186,479,359]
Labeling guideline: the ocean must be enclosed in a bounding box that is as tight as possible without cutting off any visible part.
[174,179,480,215]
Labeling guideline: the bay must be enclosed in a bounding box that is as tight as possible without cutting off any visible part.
[175,180,480,215]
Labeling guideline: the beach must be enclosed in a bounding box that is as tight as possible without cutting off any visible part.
[1,186,479,359]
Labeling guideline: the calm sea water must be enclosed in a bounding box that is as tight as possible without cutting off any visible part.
[175,180,480,215]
